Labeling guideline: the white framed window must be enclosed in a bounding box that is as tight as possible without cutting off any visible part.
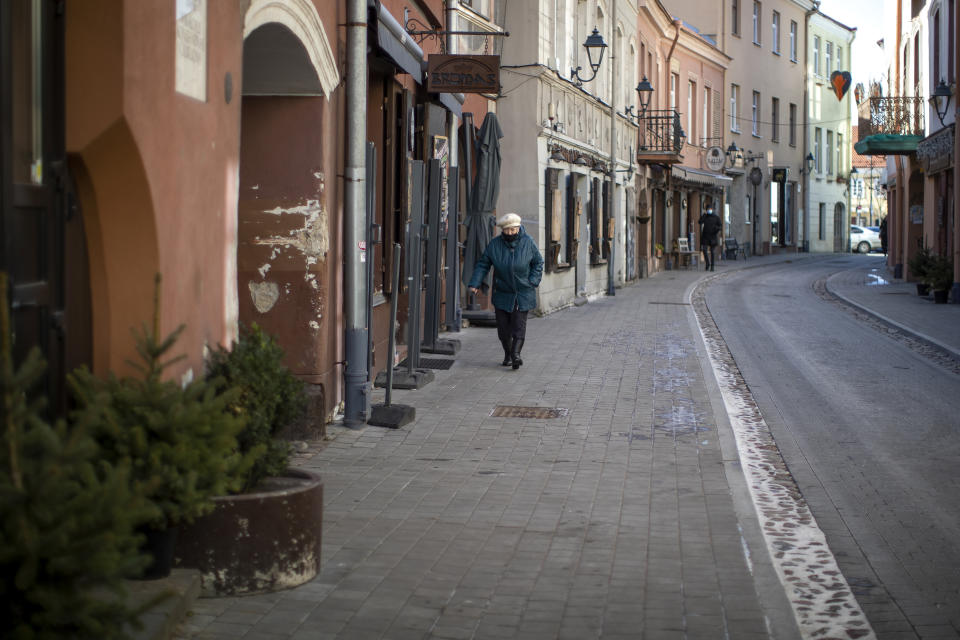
[703,86,710,144]
[837,46,843,70]
[837,133,843,174]
[671,72,678,110]
[814,127,822,172]
[753,1,761,44]
[688,80,696,143]
[814,36,821,75]
[790,20,797,61]
[826,130,833,174]
[752,90,760,136]
[825,41,833,75]
[730,84,740,132]
[772,11,780,54]
[732,0,740,36]
[789,102,797,146]
[771,97,779,141]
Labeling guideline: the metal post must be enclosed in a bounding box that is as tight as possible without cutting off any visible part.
[423,158,442,349]
[607,0,617,296]
[344,0,368,428]
[407,160,426,374]
[365,142,377,381]
[384,244,401,406]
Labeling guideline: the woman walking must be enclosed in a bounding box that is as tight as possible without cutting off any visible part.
[468,213,544,369]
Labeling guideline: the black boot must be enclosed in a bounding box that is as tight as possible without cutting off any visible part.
[511,338,524,370]
[501,338,513,366]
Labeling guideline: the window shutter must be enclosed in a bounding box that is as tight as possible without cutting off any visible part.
[712,88,722,142]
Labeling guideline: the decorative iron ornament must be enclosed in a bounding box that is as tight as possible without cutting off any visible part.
[638,109,684,155]
[404,13,508,55]
[857,97,925,138]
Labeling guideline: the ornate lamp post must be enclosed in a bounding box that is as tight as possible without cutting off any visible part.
[570,28,608,86]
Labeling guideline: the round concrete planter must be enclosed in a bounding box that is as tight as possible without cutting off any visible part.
[174,468,322,597]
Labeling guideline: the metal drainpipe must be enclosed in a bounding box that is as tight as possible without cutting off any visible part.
[344,0,368,428]
[608,0,617,296]
[953,0,960,302]
[447,3,461,325]
[803,3,818,252]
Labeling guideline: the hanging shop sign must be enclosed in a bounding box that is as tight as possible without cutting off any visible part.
[427,55,500,94]
[705,146,725,172]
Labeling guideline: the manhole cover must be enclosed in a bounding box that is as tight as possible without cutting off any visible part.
[398,357,455,370]
[490,406,568,419]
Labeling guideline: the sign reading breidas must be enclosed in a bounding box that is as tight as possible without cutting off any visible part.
[427,55,500,94]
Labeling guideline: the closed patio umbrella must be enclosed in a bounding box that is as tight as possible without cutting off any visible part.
[461,112,503,290]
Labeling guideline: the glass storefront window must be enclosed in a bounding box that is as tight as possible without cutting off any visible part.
[12,0,43,185]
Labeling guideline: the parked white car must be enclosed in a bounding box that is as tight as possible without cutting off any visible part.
[850,225,881,253]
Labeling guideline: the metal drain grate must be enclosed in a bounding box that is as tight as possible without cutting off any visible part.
[490,406,569,419]
[398,357,455,370]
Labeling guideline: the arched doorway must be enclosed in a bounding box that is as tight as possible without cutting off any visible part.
[833,202,845,252]
[238,1,339,421]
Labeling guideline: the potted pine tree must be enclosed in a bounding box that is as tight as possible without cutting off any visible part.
[923,254,954,304]
[908,246,934,295]
[173,324,322,597]
[0,273,161,638]
[68,276,255,579]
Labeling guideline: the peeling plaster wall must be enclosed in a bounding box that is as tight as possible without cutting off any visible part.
[238,96,338,399]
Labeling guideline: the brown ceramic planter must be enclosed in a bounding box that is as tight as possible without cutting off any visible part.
[174,468,322,597]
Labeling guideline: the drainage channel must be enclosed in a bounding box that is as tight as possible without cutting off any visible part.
[691,276,876,640]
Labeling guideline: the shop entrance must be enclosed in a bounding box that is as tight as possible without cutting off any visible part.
[239,7,338,414]
[1,0,89,414]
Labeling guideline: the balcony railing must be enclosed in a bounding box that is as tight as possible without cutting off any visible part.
[857,97,925,139]
[638,109,684,158]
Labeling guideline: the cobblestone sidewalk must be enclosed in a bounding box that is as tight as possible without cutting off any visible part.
[176,262,796,640]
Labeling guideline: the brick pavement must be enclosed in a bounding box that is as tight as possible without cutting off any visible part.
[175,257,804,640]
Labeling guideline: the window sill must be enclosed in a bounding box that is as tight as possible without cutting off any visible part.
[554,262,572,271]
[773,50,781,56]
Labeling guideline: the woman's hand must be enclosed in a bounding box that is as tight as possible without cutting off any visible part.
[469,287,479,295]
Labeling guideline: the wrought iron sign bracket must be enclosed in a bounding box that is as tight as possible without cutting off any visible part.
[404,11,508,54]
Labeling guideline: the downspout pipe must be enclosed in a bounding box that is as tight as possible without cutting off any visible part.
[344,0,369,428]
[803,2,819,252]
[953,0,960,303]
[608,0,618,296]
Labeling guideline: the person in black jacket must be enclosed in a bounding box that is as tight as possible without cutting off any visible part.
[468,213,544,369]
[699,206,722,271]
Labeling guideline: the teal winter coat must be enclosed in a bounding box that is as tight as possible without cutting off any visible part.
[468,227,544,312]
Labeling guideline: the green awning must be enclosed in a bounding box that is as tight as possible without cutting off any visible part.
[854,134,924,156]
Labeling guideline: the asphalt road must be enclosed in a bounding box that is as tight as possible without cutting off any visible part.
[705,255,960,640]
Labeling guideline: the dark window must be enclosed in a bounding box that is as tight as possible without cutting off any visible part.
[934,9,941,85]
[733,0,740,36]
[789,102,797,146]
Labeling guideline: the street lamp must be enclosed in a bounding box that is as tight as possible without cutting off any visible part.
[571,28,608,86]
[930,80,953,127]
[801,152,815,174]
[725,142,742,168]
[636,76,654,114]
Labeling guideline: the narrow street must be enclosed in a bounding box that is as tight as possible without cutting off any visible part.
[706,255,960,638]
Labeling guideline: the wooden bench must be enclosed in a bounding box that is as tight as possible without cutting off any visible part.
[673,237,699,269]
[724,238,748,260]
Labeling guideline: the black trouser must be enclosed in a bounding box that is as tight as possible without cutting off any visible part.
[702,243,716,269]
[495,307,528,347]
